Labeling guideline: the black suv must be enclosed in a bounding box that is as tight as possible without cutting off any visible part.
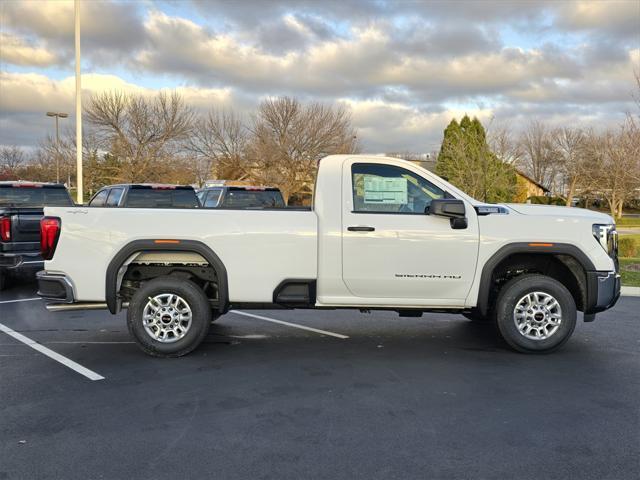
[88,184,200,209]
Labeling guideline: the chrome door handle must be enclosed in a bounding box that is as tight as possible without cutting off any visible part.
[347,226,375,232]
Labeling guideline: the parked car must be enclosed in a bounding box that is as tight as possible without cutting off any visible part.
[197,185,286,208]
[0,181,73,290]
[37,155,619,357]
[88,184,200,209]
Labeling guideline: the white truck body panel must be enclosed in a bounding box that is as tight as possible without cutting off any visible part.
[47,209,317,302]
[44,155,616,308]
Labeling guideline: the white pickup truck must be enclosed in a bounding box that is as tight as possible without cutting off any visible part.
[37,155,620,357]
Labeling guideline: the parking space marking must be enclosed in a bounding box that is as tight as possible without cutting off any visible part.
[0,297,41,304]
[231,310,349,339]
[44,341,135,344]
[0,322,105,381]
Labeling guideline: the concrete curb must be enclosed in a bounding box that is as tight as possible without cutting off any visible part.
[621,286,640,297]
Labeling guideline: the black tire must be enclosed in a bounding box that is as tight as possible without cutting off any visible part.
[127,276,211,357]
[495,274,577,354]
[0,270,5,291]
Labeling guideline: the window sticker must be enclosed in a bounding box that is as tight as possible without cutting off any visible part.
[363,176,408,204]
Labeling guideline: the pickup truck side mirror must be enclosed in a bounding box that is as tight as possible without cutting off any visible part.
[426,199,468,229]
[428,199,465,218]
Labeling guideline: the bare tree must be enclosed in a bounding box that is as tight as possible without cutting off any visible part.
[247,97,358,202]
[488,123,522,165]
[519,120,559,191]
[188,109,249,185]
[553,127,589,206]
[85,91,194,183]
[37,129,99,188]
[583,122,640,218]
[0,145,27,177]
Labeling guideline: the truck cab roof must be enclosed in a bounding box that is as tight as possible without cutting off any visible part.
[0,181,67,188]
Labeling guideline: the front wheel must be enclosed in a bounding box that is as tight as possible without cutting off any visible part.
[127,276,212,357]
[495,274,576,353]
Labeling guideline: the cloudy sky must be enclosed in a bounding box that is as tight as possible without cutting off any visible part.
[1,0,639,153]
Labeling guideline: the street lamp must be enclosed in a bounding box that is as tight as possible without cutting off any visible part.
[46,112,69,183]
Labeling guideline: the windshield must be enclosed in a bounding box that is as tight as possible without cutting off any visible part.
[0,186,73,207]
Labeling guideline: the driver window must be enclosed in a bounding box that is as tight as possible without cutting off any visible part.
[351,163,445,214]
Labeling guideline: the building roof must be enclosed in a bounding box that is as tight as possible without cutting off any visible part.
[515,170,550,193]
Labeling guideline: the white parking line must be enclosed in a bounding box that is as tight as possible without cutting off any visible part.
[231,310,349,339]
[0,297,41,304]
[0,322,105,381]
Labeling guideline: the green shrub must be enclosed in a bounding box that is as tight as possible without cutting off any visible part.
[528,195,565,206]
[619,236,639,258]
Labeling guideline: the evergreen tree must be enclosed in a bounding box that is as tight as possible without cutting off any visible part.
[436,116,516,203]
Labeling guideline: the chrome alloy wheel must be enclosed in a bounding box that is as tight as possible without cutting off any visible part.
[142,293,193,343]
[513,291,562,341]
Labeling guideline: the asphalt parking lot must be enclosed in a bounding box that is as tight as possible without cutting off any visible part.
[1,275,638,480]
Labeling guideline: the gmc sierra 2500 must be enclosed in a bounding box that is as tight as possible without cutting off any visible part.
[37,155,620,357]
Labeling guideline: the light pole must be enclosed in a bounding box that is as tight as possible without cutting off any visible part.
[75,0,83,204]
[46,112,68,183]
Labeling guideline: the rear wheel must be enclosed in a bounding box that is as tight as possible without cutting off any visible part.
[495,274,576,353]
[0,270,5,291]
[127,276,211,357]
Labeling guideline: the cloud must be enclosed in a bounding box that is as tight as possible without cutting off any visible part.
[0,72,235,147]
[1,0,146,66]
[235,13,339,54]
[554,0,640,40]
[342,98,494,152]
[0,33,58,67]
[0,71,233,114]
[1,0,638,153]
[137,11,636,107]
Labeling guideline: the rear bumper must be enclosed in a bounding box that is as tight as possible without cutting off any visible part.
[0,252,43,269]
[36,271,75,303]
[584,270,621,315]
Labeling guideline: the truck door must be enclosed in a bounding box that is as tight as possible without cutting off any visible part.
[341,160,479,304]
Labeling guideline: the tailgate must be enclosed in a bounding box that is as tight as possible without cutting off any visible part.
[1,208,43,251]
[12,209,43,242]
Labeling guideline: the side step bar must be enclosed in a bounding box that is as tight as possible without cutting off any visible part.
[46,302,128,312]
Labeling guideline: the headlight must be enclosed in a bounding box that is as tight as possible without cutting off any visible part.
[592,224,617,257]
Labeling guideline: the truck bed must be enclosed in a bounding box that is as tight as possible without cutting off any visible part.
[45,206,318,303]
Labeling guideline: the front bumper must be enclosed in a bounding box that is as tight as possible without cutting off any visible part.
[584,270,621,315]
[36,271,75,303]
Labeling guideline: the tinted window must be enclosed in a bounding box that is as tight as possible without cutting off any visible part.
[351,163,444,214]
[0,186,73,207]
[89,189,109,207]
[222,189,285,208]
[106,187,124,207]
[203,188,223,208]
[124,188,199,208]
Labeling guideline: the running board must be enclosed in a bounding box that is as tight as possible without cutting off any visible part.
[46,302,128,312]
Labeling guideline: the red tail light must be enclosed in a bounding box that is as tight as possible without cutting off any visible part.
[40,217,61,260]
[0,216,10,241]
